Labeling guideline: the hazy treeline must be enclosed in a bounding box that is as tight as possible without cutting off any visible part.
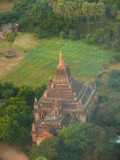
[0,0,120,51]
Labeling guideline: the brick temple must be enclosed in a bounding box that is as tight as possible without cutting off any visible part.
[31,51,98,145]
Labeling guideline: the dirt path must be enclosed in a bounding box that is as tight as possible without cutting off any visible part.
[0,143,30,160]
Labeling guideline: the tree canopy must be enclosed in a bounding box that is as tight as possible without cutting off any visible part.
[29,123,118,160]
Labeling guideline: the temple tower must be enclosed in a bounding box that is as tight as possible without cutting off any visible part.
[31,51,98,145]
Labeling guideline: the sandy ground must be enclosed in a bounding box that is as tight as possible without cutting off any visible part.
[0,56,23,79]
[0,143,30,160]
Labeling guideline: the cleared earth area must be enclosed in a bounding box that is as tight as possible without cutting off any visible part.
[0,143,29,160]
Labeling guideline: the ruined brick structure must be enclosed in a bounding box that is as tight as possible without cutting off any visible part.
[31,51,98,145]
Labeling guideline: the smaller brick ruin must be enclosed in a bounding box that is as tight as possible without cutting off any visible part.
[31,51,98,145]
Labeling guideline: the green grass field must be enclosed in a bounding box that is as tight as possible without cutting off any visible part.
[4,39,112,88]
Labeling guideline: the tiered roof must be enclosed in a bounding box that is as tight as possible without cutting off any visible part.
[38,52,95,111]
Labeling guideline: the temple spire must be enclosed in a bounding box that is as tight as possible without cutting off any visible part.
[59,51,65,66]
[35,97,37,102]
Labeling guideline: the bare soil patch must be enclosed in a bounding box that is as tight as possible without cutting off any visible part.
[0,143,29,160]
[99,63,120,74]
[0,55,23,79]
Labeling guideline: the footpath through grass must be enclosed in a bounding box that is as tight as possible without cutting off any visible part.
[5,39,112,88]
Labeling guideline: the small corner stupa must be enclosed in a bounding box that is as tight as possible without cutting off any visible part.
[31,51,98,145]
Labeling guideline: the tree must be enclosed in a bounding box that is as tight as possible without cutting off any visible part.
[82,2,91,33]
[32,1,52,25]
[29,138,58,160]
[73,0,84,26]
[57,0,66,17]
[97,2,105,27]
[8,0,12,3]
[5,32,15,49]
[116,11,120,21]
[65,1,74,19]
[0,82,3,99]
[0,102,32,126]
[0,115,28,145]
[112,22,120,51]
[58,123,118,160]
[110,4,118,19]
[90,2,98,29]
[34,84,47,100]
[1,81,18,99]
[17,86,35,107]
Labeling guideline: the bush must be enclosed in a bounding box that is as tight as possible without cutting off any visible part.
[36,156,47,160]
[107,70,120,90]
[59,31,67,39]
[95,79,102,86]
[2,82,18,99]
[113,52,120,62]
[86,33,92,43]
[101,44,110,49]
[69,30,79,40]
[80,34,85,39]
[18,17,34,32]
[13,32,18,38]
[85,26,114,47]
[112,40,120,52]
[98,95,107,103]
[35,29,54,39]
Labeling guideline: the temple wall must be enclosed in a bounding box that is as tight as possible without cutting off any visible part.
[34,113,40,122]
[31,130,53,146]
[85,91,98,121]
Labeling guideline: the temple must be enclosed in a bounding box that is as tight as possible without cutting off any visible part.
[31,51,98,145]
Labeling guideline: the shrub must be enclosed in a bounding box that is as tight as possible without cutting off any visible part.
[107,70,120,90]
[112,40,120,52]
[85,26,114,47]
[59,31,67,39]
[18,17,34,32]
[86,33,92,43]
[101,44,110,49]
[98,95,107,103]
[36,156,47,160]
[13,32,18,38]
[35,30,54,39]
[95,79,102,86]
[69,30,79,40]
[113,52,120,62]
[2,82,18,99]
[80,34,85,39]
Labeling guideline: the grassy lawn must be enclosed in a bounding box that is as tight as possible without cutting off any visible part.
[3,38,112,88]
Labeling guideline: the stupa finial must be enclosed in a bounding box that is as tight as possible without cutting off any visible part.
[59,50,65,66]
[35,97,37,102]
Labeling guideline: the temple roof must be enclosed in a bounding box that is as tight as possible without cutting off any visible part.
[58,51,65,67]
[38,51,96,111]
[54,51,71,83]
